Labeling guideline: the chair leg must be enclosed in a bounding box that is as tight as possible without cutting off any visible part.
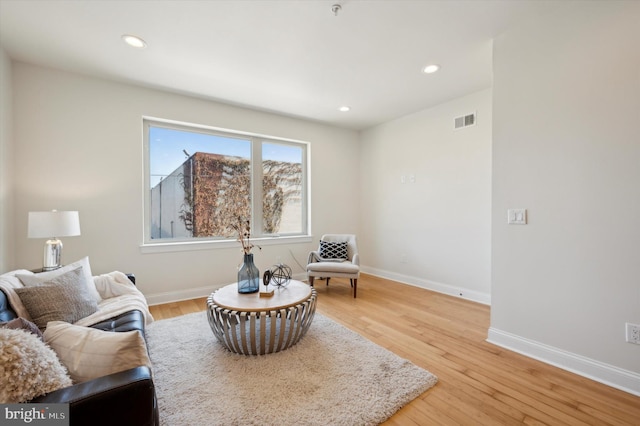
[309,276,314,287]
[353,278,357,298]
[326,277,330,286]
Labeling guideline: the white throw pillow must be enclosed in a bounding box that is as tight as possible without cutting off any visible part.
[44,321,151,384]
[16,257,101,303]
[0,328,72,403]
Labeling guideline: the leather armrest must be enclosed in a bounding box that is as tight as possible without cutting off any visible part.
[89,309,145,334]
[32,366,158,426]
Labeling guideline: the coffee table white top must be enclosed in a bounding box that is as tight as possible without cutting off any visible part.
[212,280,311,312]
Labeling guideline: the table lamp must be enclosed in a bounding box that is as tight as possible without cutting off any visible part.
[28,210,81,271]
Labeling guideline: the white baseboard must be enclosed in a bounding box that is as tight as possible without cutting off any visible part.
[487,327,640,397]
[145,272,308,306]
[360,266,491,305]
[145,284,221,306]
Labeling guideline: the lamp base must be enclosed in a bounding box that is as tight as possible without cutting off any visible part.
[43,238,63,271]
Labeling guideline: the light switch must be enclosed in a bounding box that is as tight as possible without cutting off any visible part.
[507,209,527,225]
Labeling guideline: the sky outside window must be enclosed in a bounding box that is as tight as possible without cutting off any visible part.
[150,127,302,187]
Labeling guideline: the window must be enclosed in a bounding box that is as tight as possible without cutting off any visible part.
[143,119,309,246]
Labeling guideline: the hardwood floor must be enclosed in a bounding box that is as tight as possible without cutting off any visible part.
[149,274,640,425]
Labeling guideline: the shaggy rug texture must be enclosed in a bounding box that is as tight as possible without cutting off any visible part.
[146,311,437,426]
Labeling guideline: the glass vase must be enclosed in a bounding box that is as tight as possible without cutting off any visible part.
[237,253,259,294]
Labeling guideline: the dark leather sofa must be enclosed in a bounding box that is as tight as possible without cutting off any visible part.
[0,275,159,426]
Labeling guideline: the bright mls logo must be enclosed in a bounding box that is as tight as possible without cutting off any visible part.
[1,404,69,425]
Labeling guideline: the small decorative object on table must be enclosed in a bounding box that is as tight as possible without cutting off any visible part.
[267,263,292,288]
[233,217,260,294]
[260,270,275,298]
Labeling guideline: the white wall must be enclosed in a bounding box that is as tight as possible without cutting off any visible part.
[0,47,14,272]
[11,63,360,303]
[490,2,640,394]
[359,89,492,303]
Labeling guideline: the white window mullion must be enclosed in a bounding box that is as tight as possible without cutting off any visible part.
[302,143,310,235]
[251,138,264,238]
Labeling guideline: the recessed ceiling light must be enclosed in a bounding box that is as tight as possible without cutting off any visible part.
[422,64,440,74]
[338,106,351,112]
[122,34,147,49]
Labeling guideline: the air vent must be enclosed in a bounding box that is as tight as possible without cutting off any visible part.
[454,112,476,130]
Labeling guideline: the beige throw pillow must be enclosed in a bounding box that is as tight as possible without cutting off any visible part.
[15,268,99,330]
[44,321,151,384]
[0,328,72,403]
[17,257,101,303]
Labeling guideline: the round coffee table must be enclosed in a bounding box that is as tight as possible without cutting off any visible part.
[206,280,317,355]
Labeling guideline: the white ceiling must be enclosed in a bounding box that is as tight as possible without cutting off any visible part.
[0,0,564,130]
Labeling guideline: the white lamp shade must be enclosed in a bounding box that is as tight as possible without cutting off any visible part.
[28,211,81,238]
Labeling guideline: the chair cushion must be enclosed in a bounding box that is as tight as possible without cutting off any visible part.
[307,261,359,274]
[319,241,348,260]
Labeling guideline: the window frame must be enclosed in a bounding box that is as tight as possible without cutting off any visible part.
[141,117,311,252]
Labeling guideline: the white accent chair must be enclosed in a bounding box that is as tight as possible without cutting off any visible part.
[306,234,360,298]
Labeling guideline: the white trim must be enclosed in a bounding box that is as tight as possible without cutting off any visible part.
[146,283,223,306]
[140,235,312,254]
[487,327,640,397]
[143,116,309,145]
[145,272,308,305]
[360,265,491,305]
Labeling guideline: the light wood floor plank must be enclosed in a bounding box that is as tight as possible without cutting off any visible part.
[148,274,640,425]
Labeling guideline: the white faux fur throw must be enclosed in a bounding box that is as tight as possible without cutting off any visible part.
[75,271,154,327]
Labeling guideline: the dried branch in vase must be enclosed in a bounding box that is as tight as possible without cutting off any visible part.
[231,217,261,255]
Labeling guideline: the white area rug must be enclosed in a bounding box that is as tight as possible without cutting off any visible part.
[146,311,437,426]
